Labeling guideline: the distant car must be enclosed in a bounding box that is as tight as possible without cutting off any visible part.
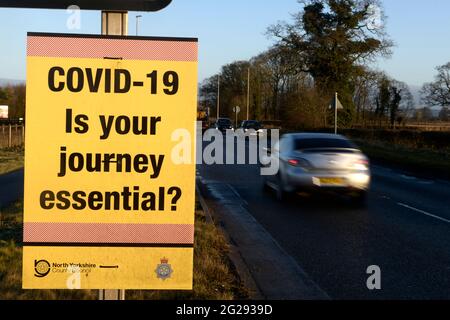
[262,133,371,204]
[200,120,209,131]
[215,118,233,133]
[240,120,264,136]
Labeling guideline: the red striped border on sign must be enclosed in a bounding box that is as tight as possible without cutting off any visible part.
[27,34,198,61]
[24,222,194,245]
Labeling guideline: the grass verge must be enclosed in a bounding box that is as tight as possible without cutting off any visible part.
[0,146,24,175]
[0,200,248,300]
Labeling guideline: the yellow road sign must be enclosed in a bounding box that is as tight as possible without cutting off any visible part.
[23,33,198,290]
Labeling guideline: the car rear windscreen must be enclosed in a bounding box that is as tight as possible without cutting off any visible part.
[294,138,357,150]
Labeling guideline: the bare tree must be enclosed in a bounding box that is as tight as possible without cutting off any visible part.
[353,68,379,124]
[421,62,450,107]
[438,107,450,121]
[0,84,26,119]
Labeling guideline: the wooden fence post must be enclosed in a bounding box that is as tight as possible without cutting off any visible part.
[8,125,12,148]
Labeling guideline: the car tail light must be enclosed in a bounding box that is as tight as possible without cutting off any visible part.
[288,158,311,168]
[353,159,370,170]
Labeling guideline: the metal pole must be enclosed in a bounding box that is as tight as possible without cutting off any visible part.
[335,92,338,135]
[100,10,128,300]
[102,11,128,36]
[217,75,220,120]
[247,68,250,120]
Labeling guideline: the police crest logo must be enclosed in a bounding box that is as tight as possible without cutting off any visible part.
[155,258,173,280]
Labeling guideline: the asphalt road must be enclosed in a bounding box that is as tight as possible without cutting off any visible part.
[0,169,23,208]
[198,139,450,300]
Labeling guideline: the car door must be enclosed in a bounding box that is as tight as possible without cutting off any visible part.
[278,137,292,180]
[265,139,281,183]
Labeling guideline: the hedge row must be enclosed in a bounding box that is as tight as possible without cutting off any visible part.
[341,129,450,151]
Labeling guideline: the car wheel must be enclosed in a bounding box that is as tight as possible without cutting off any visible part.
[276,174,289,201]
[352,190,368,207]
[261,175,271,193]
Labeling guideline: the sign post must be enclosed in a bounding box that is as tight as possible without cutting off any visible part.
[233,106,241,128]
[100,8,134,300]
[335,92,338,135]
[329,92,344,135]
[23,32,198,292]
[100,9,129,300]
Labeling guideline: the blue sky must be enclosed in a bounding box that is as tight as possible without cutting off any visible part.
[0,0,449,87]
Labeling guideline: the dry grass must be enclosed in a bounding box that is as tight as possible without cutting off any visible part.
[0,201,248,300]
[0,200,96,300]
[0,146,24,175]
[0,242,97,300]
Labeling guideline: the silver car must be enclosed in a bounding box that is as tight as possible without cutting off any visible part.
[262,133,371,204]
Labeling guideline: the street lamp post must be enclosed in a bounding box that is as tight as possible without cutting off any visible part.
[136,15,142,36]
[246,68,250,120]
[217,75,220,120]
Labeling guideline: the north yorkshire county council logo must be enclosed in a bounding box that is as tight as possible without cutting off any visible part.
[34,260,51,278]
[155,258,173,280]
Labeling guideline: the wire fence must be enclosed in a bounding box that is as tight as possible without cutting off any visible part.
[0,124,24,148]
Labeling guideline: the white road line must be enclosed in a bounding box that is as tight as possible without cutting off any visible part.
[397,203,450,224]
[228,185,249,206]
[417,180,434,185]
[401,175,417,181]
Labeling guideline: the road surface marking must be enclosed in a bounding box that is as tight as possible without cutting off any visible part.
[401,175,417,181]
[417,180,434,185]
[397,203,450,224]
[228,185,249,206]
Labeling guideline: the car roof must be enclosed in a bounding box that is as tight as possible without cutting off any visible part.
[282,133,348,140]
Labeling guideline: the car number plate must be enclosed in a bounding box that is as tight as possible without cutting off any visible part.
[318,178,345,186]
